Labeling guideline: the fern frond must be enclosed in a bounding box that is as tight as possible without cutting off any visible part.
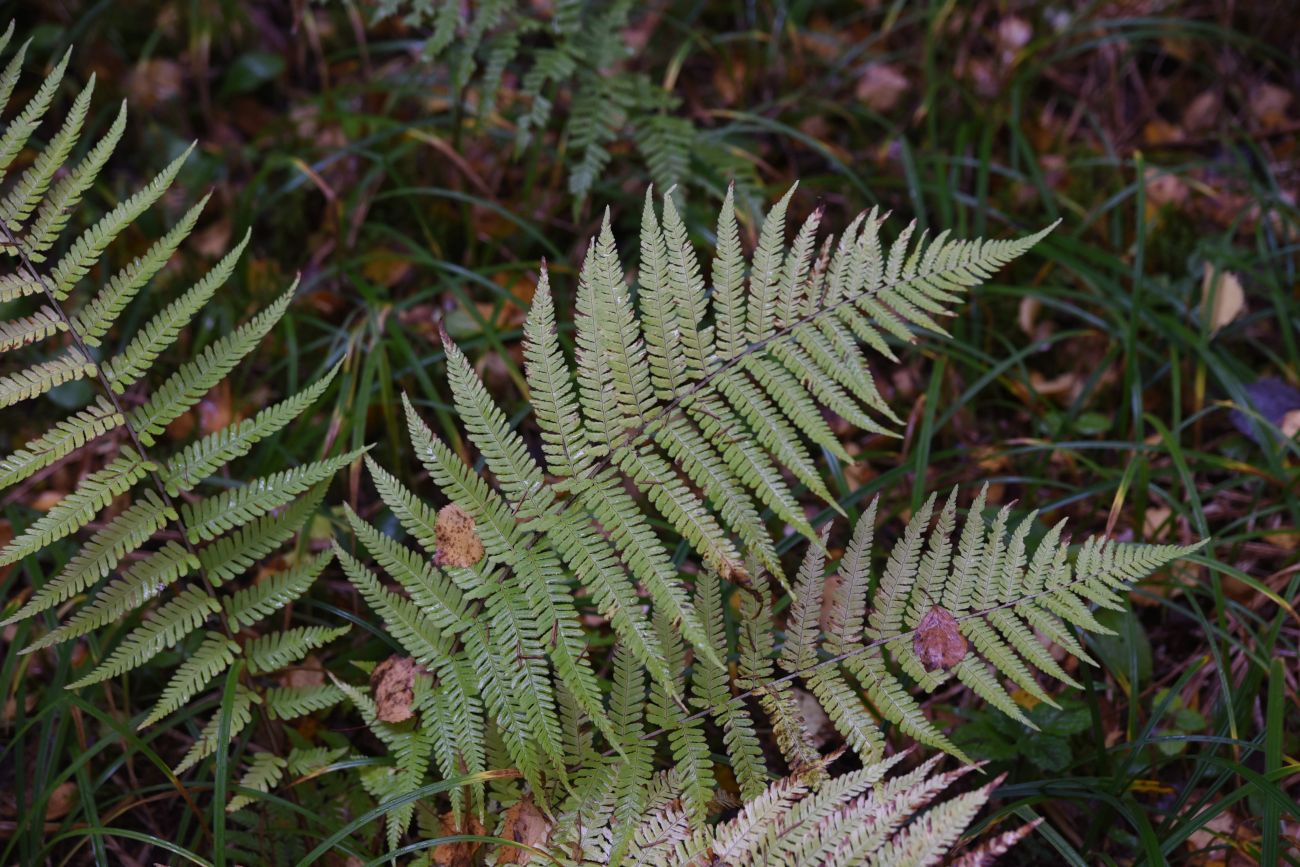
[1,33,350,816]
[174,685,257,774]
[141,631,240,728]
[223,552,332,628]
[264,684,346,721]
[102,232,248,388]
[0,449,151,567]
[68,585,220,689]
[244,626,351,676]
[197,482,330,584]
[180,448,365,543]
[131,285,297,443]
[227,752,287,813]
[0,348,95,408]
[0,397,120,489]
[161,363,339,495]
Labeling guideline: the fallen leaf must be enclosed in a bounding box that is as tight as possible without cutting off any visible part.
[1143,506,1172,541]
[496,795,551,864]
[1283,410,1300,439]
[279,654,326,689]
[370,655,422,724]
[792,687,836,748]
[1249,82,1293,131]
[1029,370,1081,402]
[1145,167,1189,209]
[432,811,487,866]
[996,16,1033,58]
[1143,118,1185,146]
[32,490,64,512]
[914,606,967,671]
[1201,265,1245,334]
[856,63,909,112]
[1182,90,1220,131]
[434,503,485,568]
[198,381,233,436]
[1018,296,1041,336]
[45,782,77,820]
[127,59,184,110]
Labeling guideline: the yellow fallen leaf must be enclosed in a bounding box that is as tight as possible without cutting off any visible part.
[1281,409,1300,439]
[1201,265,1245,334]
[1018,296,1041,336]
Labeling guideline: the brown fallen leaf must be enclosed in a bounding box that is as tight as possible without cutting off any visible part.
[432,811,487,866]
[496,795,551,864]
[45,782,77,820]
[914,606,968,671]
[370,655,423,724]
[856,63,909,113]
[435,503,485,568]
[1249,82,1293,131]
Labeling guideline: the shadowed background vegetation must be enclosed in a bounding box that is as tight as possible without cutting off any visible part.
[2,1,1297,863]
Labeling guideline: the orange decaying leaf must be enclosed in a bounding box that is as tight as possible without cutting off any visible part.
[434,503,485,568]
[914,606,968,671]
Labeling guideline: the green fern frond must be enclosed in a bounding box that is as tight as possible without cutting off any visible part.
[244,626,350,675]
[180,448,365,544]
[223,552,333,628]
[67,585,220,689]
[264,683,347,721]
[227,752,287,813]
[141,631,240,728]
[0,32,351,814]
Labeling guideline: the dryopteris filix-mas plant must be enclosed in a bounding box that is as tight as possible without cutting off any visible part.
[330,181,1205,861]
[0,27,355,778]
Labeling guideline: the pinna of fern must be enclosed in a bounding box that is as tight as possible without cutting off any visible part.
[0,25,354,779]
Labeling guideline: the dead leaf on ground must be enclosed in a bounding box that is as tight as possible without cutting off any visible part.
[432,812,486,866]
[914,606,968,671]
[1249,82,1293,131]
[127,58,184,110]
[1145,167,1189,209]
[792,687,836,748]
[434,503,485,568]
[31,491,64,512]
[1281,409,1300,439]
[1029,370,1082,403]
[1018,296,1042,337]
[1202,265,1246,334]
[279,654,326,689]
[856,63,909,112]
[370,655,424,723]
[45,782,77,820]
[996,16,1033,63]
[1182,90,1220,131]
[496,795,552,864]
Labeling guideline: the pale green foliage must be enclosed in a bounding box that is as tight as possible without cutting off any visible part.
[334,183,1204,862]
[0,29,349,785]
